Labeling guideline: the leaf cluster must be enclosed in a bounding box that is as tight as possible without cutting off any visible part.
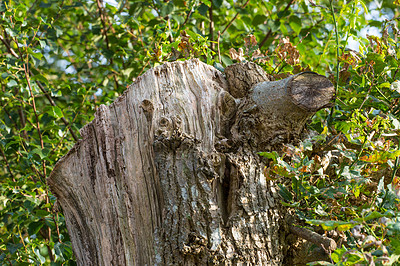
[260,2,400,262]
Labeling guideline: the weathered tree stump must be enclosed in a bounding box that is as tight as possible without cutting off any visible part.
[48,59,334,265]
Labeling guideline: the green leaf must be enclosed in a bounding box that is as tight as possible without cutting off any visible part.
[314,205,328,216]
[51,106,64,118]
[55,27,63,37]
[390,81,400,93]
[307,262,334,265]
[103,49,114,59]
[221,55,232,67]
[28,48,43,60]
[212,0,223,8]
[5,27,17,37]
[34,247,46,263]
[289,16,302,35]
[31,74,49,86]
[278,184,293,202]
[368,20,382,27]
[198,3,209,15]
[267,19,280,32]
[28,221,44,236]
[356,211,385,222]
[160,2,174,17]
[306,219,358,231]
[358,0,369,14]
[6,243,23,254]
[121,68,134,78]
[280,23,288,35]
[35,209,50,217]
[7,79,18,87]
[366,52,386,73]
[32,148,46,159]
[252,15,267,26]
[258,151,279,161]
[201,0,211,7]
[39,40,46,49]
[379,82,391,89]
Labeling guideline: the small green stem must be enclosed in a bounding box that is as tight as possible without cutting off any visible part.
[329,0,340,90]
[391,154,400,184]
[379,138,400,209]
[327,0,340,126]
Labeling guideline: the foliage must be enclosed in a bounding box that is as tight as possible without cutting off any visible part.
[260,2,400,263]
[0,0,399,264]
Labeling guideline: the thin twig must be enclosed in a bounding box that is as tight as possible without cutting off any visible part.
[27,0,39,14]
[217,31,222,63]
[45,191,55,261]
[1,26,79,141]
[359,64,378,110]
[30,70,79,141]
[3,85,28,139]
[24,49,55,260]
[96,0,111,49]
[221,0,250,35]
[20,48,56,258]
[329,0,340,93]
[77,0,97,19]
[30,0,65,49]
[17,225,29,253]
[209,5,214,51]
[259,0,295,48]
[0,146,15,181]
[394,68,399,79]
[182,9,193,28]
[259,29,272,49]
[359,81,374,110]
[16,149,44,181]
[23,53,45,177]
[221,13,239,35]
[95,0,119,90]
[0,34,19,58]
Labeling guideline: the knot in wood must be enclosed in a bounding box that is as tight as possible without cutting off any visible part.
[224,61,270,98]
[154,116,199,151]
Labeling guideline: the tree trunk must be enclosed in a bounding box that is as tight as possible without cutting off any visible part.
[48,59,334,265]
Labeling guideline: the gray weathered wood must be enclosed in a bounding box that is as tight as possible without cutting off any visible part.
[232,71,335,150]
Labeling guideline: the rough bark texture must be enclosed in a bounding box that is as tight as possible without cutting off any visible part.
[48,59,335,265]
[232,72,335,151]
[224,61,271,98]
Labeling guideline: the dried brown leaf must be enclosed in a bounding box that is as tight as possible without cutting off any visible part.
[229,48,245,61]
[275,37,300,65]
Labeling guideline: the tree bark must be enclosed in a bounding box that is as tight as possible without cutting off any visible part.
[48,59,334,265]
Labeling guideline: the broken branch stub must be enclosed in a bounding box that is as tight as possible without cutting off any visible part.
[232,71,335,150]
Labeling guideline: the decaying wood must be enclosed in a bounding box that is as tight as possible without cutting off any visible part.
[48,59,335,265]
[224,61,271,98]
[231,71,335,150]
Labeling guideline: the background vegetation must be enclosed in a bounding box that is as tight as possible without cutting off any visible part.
[0,0,399,264]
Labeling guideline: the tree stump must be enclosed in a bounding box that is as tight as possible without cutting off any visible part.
[48,59,334,265]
